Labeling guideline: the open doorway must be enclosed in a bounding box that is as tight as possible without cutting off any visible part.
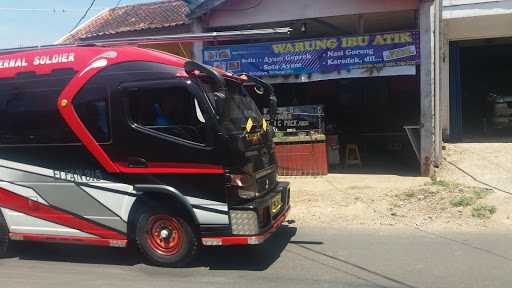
[451,38,512,140]
[272,75,420,175]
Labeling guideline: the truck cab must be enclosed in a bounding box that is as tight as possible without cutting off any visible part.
[0,46,290,267]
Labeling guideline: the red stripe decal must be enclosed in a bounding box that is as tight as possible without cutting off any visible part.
[58,68,120,173]
[0,187,126,240]
[9,233,127,247]
[115,162,224,174]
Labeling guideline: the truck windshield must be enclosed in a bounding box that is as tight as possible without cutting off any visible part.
[221,79,263,134]
[197,76,262,135]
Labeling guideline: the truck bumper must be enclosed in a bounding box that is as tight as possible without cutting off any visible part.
[201,181,290,246]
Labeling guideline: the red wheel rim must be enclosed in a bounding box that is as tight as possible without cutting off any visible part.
[146,215,183,256]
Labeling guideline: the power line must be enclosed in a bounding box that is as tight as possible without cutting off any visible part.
[0,7,105,13]
[114,0,123,8]
[70,0,97,32]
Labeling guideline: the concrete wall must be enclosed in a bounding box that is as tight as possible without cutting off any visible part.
[204,0,418,28]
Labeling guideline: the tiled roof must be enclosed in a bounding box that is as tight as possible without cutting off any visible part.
[59,0,190,44]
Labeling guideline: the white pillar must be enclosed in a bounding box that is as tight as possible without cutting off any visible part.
[191,20,204,63]
[419,0,436,176]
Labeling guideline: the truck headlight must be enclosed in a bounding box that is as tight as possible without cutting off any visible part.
[228,174,259,199]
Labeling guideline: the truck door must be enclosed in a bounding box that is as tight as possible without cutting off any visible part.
[106,79,228,207]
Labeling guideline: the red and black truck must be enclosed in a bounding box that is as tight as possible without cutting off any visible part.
[0,45,290,266]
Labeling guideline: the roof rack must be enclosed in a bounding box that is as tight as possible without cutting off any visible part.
[0,27,291,54]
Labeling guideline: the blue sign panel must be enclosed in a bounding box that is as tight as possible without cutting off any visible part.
[203,31,420,76]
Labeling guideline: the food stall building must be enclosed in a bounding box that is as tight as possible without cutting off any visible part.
[194,0,441,176]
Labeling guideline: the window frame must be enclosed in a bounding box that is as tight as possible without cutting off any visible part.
[73,85,113,145]
[0,84,113,147]
[120,79,217,149]
[0,69,114,147]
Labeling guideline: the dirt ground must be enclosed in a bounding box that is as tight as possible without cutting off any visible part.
[286,143,512,232]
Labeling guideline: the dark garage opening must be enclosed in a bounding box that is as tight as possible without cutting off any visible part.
[455,39,512,140]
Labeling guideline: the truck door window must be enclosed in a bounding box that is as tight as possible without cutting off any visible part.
[74,86,111,143]
[0,88,79,145]
[129,86,207,144]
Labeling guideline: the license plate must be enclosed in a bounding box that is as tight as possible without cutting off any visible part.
[271,193,282,215]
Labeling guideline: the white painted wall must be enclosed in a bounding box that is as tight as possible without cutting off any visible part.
[444,0,512,19]
[446,13,512,40]
[204,0,418,28]
[444,0,512,40]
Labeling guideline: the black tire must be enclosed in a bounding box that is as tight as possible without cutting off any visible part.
[135,206,199,267]
[0,211,11,258]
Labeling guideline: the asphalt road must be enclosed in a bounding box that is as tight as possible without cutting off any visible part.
[1,224,512,288]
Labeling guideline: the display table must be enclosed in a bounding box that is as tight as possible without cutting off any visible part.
[273,134,328,176]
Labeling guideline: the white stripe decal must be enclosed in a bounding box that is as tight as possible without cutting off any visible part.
[84,216,120,220]
[0,158,135,194]
[186,196,227,207]
[10,226,83,233]
[185,196,228,224]
[193,208,229,225]
[0,159,54,178]
[89,183,135,193]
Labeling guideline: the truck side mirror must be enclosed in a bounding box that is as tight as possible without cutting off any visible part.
[240,74,277,121]
[184,61,225,93]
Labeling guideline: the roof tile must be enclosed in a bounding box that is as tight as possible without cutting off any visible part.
[59,0,190,44]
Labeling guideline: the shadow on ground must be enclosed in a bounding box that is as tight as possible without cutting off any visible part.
[10,225,298,271]
[327,153,420,177]
[198,225,297,271]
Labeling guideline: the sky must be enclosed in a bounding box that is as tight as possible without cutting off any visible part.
[0,0,158,49]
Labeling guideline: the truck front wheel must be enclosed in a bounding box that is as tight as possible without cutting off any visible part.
[135,208,199,267]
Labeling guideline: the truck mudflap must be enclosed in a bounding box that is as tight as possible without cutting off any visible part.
[201,206,290,246]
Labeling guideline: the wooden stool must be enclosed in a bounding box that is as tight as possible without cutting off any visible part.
[344,144,362,167]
